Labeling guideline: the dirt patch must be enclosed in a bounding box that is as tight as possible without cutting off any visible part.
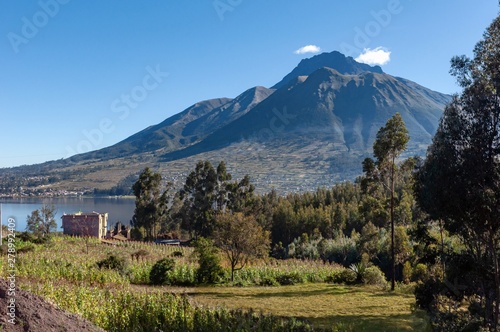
[0,278,104,332]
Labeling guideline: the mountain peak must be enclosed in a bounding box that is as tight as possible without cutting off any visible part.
[272,51,383,90]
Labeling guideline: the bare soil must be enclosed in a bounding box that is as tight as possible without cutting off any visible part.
[0,278,104,332]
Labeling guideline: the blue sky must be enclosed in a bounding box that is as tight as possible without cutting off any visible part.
[0,0,498,168]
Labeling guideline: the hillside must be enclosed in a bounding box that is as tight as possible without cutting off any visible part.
[0,51,451,195]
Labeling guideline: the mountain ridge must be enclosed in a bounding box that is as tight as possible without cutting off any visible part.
[0,51,452,195]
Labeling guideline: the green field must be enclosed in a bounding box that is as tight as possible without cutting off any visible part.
[182,284,430,331]
[2,236,430,331]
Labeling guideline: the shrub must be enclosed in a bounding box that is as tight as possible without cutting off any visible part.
[96,254,129,275]
[287,235,321,260]
[349,262,366,283]
[17,244,35,254]
[150,258,175,285]
[402,261,413,284]
[271,242,287,259]
[414,277,443,310]
[131,249,149,261]
[412,263,429,282]
[18,232,36,243]
[276,273,305,286]
[171,250,184,258]
[327,268,357,285]
[259,276,279,287]
[318,236,359,266]
[193,238,224,284]
[362,266,387,286]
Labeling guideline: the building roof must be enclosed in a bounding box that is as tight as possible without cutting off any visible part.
[112,234,128,241]
[62,211,107,217]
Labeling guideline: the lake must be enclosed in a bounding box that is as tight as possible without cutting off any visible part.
[0,197,136,232]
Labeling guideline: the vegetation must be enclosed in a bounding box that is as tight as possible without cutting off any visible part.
[96,254,129,276]
[25,204,57,240]
[149,258,175,285]
[176,160,255,238]
[364,112,410,290]
[191,283,429,331]
[193,237,224,284]
[131,167,171,240]
[1,236,427,331]
[414,14,500,330]
[213,212,270,281]
[9,13,500,331]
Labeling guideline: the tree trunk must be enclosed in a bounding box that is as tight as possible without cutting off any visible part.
[391,158,396,291]
[490,233,499,331]
[439,219,446,276]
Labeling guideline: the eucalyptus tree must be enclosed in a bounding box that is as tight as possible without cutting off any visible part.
[132,167,170,240]
[416,15,500,329]
[363,112,410,290]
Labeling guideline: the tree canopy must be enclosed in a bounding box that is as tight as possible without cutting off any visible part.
[415,14,500,330]
[363,112,410,291]
[132,167,170,240]
[26,204,57,239]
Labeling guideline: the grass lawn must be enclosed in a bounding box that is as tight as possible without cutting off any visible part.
[183,283,431,332]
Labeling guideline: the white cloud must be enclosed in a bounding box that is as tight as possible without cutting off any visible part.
[294,45,321,55]
[355,47,391,66]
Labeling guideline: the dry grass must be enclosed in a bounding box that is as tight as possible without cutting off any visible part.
[186,283,431,331]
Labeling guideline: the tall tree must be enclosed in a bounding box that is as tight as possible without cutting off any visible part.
[179,161,218,238]
[132,167,169,240]
[26,204,57,239]
[416,15,500,329]
[213,212,270,282]
[177,160,256,238]
[365,112,410,290]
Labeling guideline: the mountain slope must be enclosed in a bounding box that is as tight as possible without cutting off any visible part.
[0,51,452,195]
[163,67,449,161]
[73,86,274,162]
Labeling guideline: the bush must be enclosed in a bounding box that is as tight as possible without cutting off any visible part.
[326,268,357,285]
[171,250,184,258]
[96,254,129,275]
[17,244,35,254]
[414,277,443,310]
[18,232,36,242]
[318,236,359,266]
[402,261,412,284]
[362,266,387,286]
[150,258,175,285]
[276,273,305,286]
[412,263,429,282]
[131,249,149,261]
[287,235,321,260]
[259,276,279,287]
[193,238,224,284]
[271,242,287,259]
[349,262,366,283]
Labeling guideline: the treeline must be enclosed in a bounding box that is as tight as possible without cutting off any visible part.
[130,152,426,288]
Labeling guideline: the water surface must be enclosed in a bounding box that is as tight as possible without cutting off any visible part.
[0,197,135,232]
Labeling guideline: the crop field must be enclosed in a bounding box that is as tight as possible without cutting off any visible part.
[0,236,430,331]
